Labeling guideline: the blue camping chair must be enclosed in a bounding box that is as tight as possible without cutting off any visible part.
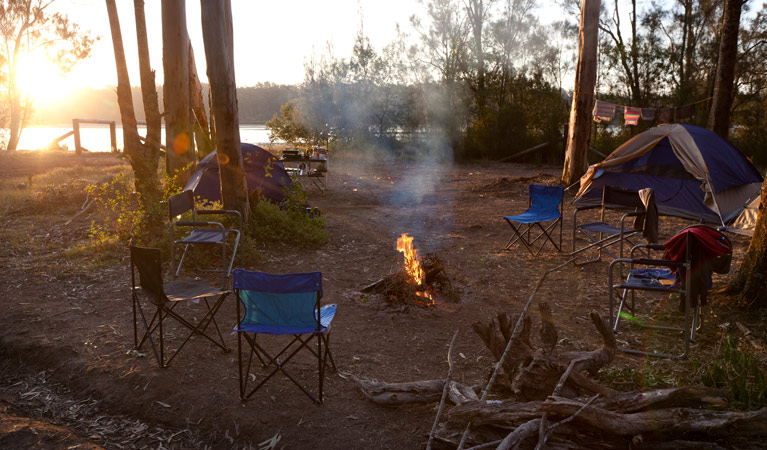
[503,184,565,256]
[233,269,337,404]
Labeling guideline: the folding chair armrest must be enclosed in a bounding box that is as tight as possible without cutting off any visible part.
[628,257,686,268]
[630,243,665,259]
[173,220,226,229]
[197,209,243,230]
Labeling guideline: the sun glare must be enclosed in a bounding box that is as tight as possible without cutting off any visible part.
[16,53,74,105]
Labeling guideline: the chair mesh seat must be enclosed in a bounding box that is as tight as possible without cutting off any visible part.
[235,304,337,335]
[577,221,625,235]
[164,279,226,302]
[178,229,229,244]
[504,209,561,223]
[618,268,677,291]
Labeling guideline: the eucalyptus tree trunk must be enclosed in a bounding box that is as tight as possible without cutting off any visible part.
[708,0,745,139]
[106,0,159,205]
[162,0,196,184]
[134,0,162,177]
[200,0,250,220]
[563,0,600,185]
[730,178,767,307]
[188,42,213,157]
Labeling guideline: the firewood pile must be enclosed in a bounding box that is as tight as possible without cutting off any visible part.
[349,260,767,449]
[362,253,459,307]
[349,305,767,449]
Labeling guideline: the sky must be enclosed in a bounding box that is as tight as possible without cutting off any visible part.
[39,0,424,91]
[19,0,564,101]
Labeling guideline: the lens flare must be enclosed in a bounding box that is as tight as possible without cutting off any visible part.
[173,133,190,155]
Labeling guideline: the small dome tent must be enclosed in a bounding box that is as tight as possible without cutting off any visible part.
[574,124,763,224]
[184,143,293,205]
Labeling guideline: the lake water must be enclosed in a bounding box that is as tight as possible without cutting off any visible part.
[5,123,278,152]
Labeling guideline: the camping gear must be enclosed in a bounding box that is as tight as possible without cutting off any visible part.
[130,245,230,368]
[233,269,337,404]
[574,124,763,224]
[728,195,761,236]
[624,106,641,126]
[169,190,241,284]
[503,184,564,256]
[185,143,292,205]
[608,225,731,359]
[641,108,655,121]
[571,185,657,265]
[593,100,616,123]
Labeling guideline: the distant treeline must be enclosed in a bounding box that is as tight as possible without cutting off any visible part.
[265,0,767,168]
[31,82,297,125]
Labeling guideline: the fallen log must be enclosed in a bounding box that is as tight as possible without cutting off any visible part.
[444,386,731,428]
[592,386,730,413]
[347,374,480,406]
[539,396,767,437]
[472,309,615,400]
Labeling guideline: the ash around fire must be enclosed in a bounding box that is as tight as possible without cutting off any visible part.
[360,253,460,310]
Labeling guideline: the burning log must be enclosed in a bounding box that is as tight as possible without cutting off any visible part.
[361,233,459,307]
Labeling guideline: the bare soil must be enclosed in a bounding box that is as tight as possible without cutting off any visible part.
[0,150,765,449]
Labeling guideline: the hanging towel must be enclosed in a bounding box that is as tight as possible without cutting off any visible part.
[641,108,655,121]
[657,107,674,124]
[593,100,616,123]
[676,103,695,123]
[636,188,659,244]
[624,106,641,126]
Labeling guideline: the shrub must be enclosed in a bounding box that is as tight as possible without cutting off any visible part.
[245,180,327,250]
[701,335,767,410]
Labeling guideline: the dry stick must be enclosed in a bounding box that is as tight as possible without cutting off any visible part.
[534,358,588,450]
[456,258,577,450]
[426,329,459,450]
[543,394,599,439]
[464,439,505,450]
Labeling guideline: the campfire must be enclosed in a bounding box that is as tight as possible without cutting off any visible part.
[396,233,434,304]
[362,233,457,308]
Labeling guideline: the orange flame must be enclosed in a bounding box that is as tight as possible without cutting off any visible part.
[396,233,434,304]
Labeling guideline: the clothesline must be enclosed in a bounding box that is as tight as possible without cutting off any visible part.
[594,96,713,111]
[592,96,713,126]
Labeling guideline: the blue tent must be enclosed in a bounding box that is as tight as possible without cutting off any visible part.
[574,124,763,224]
[184,143,293,205]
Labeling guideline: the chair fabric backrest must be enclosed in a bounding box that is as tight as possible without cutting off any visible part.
[529,185,564,214]
[169,190,194,220]
[602,185,643,210]
[130,246,167,304]
[233,269,323,333]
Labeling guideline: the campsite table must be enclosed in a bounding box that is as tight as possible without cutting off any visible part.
[279,156,328,191]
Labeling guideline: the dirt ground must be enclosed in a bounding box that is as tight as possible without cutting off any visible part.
[0,150,765,449]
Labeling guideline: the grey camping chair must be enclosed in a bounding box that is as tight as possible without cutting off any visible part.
[169,190,242,285]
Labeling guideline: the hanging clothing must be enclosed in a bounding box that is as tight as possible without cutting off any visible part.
[657,108,674,124]
[593,100,616,123]
[636,188,659,244]
[641,108,655,121]
[676,103,695,123]
[624,106,641,126]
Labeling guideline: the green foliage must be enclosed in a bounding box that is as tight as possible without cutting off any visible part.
[85,171,141,250]
[265,100,315,146]
[85,169,181,250]
[701,335,767,410]
[245,180,327,249]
